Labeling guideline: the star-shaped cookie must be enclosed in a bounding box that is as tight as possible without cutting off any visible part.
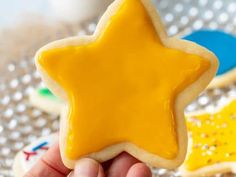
[35,0,218,169]
[180,99,236,176]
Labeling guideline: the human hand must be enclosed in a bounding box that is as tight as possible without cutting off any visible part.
[24,142,152,177]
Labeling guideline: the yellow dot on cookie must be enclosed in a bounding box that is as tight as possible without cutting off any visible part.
[36,0,215,167]
[184,100,236,171]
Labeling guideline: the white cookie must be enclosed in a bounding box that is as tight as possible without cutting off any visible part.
[29,88,63,115]
[13,134,57,177]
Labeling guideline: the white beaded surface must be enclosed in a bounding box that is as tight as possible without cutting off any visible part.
[0,0,236,176]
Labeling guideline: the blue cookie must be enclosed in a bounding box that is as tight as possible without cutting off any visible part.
[184,30,236,88]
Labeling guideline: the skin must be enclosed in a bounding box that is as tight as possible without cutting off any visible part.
[24,142,152,177]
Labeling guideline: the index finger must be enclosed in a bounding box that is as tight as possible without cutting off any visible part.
[24,142,71,177]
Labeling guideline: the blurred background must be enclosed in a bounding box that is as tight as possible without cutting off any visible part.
[0,0,114,71]
[0,0,115,27]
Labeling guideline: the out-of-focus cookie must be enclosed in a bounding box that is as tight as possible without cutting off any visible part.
[35,0,217,169]
[180,99,236,177]
[184,30,236,89]
[13,134,57,177]
[29,88,62,115]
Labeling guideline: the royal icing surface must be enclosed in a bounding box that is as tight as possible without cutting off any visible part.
[37,88,59,101]
[38,0,210,160]
[184,100,236,171]
[17,134,57,173]
[184,30,236,76]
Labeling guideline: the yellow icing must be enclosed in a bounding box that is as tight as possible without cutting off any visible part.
[185,100,236,171]
[38,0,210,160]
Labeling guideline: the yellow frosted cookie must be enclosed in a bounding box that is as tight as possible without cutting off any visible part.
[35,0,218,169]
[180,99,236,176]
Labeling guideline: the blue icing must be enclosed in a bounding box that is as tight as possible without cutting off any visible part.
[32,142,48,151]
[183,30,236,76]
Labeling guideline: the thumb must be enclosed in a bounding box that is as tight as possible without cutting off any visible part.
[126,163,152,177]
[73,158,104,177]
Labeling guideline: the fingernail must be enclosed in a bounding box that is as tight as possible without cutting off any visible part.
[74,158,100,177]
